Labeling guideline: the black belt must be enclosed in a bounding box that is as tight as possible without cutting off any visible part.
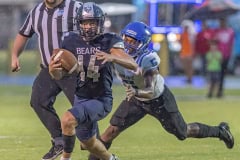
[132,95,164,114]
[142,95,164,105]
[133,95,164,107]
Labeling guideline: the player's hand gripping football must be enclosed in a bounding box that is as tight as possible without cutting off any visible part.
[49,55,64,80]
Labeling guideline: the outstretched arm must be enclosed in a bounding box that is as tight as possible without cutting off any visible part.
[96,48,138,71]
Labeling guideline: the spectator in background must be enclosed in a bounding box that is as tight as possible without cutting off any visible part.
[206,40,222,98]
[214,18,234,98]
[195,20,215,75]
[180,20,196,84]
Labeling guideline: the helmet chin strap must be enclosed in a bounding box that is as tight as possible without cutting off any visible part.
[80,22,102,41]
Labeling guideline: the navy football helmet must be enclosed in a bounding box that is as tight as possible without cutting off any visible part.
[121,21,152,57]
[76,2,105,41]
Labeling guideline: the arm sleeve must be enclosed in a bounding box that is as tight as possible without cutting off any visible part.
[19,10,35,37]
[107,33,125,49]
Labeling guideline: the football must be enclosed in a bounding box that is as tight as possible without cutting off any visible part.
[49,48,79,80]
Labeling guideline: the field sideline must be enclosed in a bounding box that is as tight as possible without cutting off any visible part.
[0,85,239,160]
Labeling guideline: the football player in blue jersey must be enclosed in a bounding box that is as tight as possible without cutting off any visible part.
[88,21,234,160]
[49,2,138,160]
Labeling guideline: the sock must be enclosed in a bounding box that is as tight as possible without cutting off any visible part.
[109,155,114,160]
[109,154,117,160]
[60,156,71,160]
[196,123,219,138]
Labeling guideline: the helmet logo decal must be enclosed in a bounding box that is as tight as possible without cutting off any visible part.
[126,29,137,36]
[83,4,94,17]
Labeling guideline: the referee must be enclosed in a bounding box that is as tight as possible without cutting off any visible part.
[11,0,82,160]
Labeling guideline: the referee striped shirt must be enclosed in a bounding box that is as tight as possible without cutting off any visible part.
[19,0,82,67]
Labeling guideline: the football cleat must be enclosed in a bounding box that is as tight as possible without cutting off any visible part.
[88,154,119,160]
[42,140,63,160]
[219,122,234,149]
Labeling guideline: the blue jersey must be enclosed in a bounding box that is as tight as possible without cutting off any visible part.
[62,32,123,98]
[115,49,165,100]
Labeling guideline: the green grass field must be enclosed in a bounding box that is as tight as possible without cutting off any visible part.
[0,85,240,160]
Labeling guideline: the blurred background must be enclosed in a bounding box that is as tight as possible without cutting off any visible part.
[1,0,240,89]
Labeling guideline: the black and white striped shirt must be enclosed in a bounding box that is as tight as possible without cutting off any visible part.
[19,0,82,67]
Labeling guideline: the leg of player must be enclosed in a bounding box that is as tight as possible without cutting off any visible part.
[88,98,146,160]
[81,136,112,160]
[88,125,120,160]
[187,122,234,149]
[60,111,76,160]
[153,107,234,149]
[101,125,120,145]
[30,69,65,160]
[155,87,234,149]
[60,111,119,160]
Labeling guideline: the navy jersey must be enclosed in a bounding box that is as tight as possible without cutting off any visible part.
[62,32,123,98]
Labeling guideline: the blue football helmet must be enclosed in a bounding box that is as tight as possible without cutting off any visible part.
[121,21,152,57]
[76,2,105,41]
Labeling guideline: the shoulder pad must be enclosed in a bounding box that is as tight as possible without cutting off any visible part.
[62,31,79,41]
[113,41,124,49]
[103,32,117,38]
[62,32,79,48]
[139,51,160,73]
[103,32,124,49]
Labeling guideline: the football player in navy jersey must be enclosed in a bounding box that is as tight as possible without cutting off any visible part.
[88,21,234,160]
[49,2,137,160]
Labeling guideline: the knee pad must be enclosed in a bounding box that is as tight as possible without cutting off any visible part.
[173,126,187,141]
[164,125,187,141]
[174,128,187,141]
[187,123,201,137]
